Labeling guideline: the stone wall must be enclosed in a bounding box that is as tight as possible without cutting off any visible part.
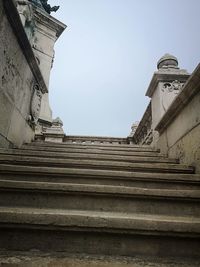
[156,64,200,173]
[0,0,47,148]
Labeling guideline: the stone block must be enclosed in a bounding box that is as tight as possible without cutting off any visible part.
[7,109,34,147]
[0,89,14,137]
[0,134,11,149]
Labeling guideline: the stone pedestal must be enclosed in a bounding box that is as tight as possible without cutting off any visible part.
[43,117,65,143]
[145,54,190,144]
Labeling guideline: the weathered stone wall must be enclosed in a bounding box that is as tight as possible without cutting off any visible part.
[157,91,200,173]
[156,65,200,173]
[0,0,38,148]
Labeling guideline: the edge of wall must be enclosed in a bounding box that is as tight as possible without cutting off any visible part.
[3,0,48,93]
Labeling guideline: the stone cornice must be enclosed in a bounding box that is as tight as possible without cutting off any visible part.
[155,64,200,134]
[3,0,48,93]
[146,70,190,98]
[34,8,67,39]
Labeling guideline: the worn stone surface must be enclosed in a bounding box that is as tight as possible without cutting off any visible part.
[0,153,193,173]
[0,0,37,147]
[0,253,200,267]
[0,142,199,259]
[0,89,14,139]
[44,117,65,143]
[157,90,200,173]
[166,124,200,173]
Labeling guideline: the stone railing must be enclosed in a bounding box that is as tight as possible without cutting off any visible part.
[132,102,153,145]
[64,135,130,145]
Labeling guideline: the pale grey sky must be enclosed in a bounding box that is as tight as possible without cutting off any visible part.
[49,0,200,137]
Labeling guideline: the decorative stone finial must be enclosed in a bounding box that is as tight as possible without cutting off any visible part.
[157,54,179,70]
[129,121,139,137]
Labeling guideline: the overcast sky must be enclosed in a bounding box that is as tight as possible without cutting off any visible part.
[48,0,200,137]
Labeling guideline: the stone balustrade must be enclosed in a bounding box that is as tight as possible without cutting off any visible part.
[132,102,153,145]
[64,135,130,145]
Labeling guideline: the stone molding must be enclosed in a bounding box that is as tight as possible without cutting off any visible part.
[146,71,190,98]
[3,0,48,93]
[155,64,200,134]
[33,7,66,39]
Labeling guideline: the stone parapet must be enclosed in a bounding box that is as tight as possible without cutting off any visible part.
[155,64,200,173]
[132,102,153,145]
[64,135,130,145]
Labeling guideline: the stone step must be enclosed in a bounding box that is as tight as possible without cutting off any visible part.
[19,146,161,157]
[1,252,200,267]
[0,154,193,173]
[0,164,199,188]
[23,143,159,153]
[29,141,155,150]
[1,173,200,190]
[0,179,199,216]
[0,207,199,257]
[0,149,178,164]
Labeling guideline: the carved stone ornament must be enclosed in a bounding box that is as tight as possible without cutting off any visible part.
[162,80,184,94]
[28,0,60,14]
[29,84,42,126]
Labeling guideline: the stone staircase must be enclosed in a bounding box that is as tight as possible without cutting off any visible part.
[0,141,199,262]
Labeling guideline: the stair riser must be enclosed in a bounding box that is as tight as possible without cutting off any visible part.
[0,153,177,164]
[28,142,145,149]
[0,227,200,258]
[1,174,200,190]
[0,148,162,159]
[24,143,158,152]
[0,191,199,216]
[0,160,193,174]
[21,146,160,156]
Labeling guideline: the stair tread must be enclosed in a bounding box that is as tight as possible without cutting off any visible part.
[29,142,155,150]
[0,164,199,182]
[0,149,177,163]
[22,144,159,153]
[19,146,161,156]
[0,207,199,234]
[0,155,193,173]
[0,179,200,199]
